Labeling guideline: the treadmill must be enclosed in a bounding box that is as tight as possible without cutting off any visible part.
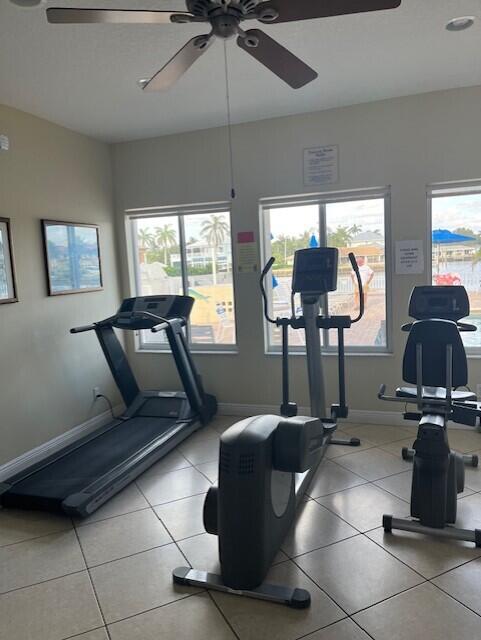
[0,295,217,517]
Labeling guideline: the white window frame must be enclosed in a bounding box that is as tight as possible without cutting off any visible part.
[427,179,481,356]
[260,186,392,356]
[126,201,238,354]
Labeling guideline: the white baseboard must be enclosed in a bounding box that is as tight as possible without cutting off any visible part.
[217,403,479,431]
[217,403,405,426]
[0,405,123,482]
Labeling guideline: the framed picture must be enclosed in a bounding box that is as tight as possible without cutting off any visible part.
[0,217,18,304]
[42,220,103,296]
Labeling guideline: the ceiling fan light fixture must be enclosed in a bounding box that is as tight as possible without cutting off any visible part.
[446,16,475,32]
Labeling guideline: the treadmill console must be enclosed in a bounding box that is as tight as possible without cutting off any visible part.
[292,248,338,295]
[112,295,194,330]
[408,286,470,322]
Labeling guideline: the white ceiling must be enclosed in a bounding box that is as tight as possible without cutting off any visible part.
[1,0,481,142]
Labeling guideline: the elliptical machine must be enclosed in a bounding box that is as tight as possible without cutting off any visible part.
[379,285,481,545]
[174,247,364,608]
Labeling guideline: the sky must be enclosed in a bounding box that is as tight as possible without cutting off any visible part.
[432,194,481,233]
[134,193,481,243]
[269,199,385,239]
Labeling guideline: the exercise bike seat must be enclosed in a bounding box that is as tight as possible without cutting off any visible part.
[396,386,476,401]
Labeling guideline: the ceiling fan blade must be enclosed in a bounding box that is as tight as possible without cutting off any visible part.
[46,8,188,25]
[144,35,213,91]
[237,30,317,89]
[257,0,401,24]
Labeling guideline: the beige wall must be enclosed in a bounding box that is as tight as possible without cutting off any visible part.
[111,87,481,416]
[0,105,121,465]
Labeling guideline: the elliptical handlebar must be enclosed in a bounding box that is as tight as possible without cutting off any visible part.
[260,257,277,325]
[348,252,364,324]
[260,251,365,326]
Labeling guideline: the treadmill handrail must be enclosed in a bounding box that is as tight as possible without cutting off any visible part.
[71,311,185,335]
[71,324,97,334]
[71,314,117,333]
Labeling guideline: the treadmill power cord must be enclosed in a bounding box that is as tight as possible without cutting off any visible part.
[95,393,118,420]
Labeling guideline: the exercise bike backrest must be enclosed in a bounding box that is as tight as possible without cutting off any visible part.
[403,319,468,389]
[402,286,476,333]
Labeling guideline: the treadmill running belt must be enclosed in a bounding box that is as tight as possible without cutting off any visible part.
[7,417,174,501]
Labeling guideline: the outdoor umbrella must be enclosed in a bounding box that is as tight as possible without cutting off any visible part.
[309,234,319,248]
[432,229,475,274]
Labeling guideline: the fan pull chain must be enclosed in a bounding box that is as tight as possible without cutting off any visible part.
[223,40,236,200]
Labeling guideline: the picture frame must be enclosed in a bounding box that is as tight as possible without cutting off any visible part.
[0,217,18,305]
[42,220,103,296]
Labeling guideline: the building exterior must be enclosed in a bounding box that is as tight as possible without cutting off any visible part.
[171,239,232,269]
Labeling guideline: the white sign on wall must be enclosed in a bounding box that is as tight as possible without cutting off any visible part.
[395,240,425,275]
[303,145,339,187]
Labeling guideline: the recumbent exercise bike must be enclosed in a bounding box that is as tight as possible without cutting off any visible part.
[379,285,481,545]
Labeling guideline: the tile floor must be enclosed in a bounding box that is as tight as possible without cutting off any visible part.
[2,416,481,640]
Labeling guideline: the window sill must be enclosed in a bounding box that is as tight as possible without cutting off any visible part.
[264,349,394,357]
[136,347,239,356]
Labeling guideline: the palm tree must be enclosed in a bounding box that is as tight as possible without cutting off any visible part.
[155,224,177,266]
[137,228,157,264]
[138,228,155,249]
[327,224,362,248]
[471,246,481,269]
[201,214,229,285]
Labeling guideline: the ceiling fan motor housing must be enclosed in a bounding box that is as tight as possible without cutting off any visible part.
[186,0,260,18]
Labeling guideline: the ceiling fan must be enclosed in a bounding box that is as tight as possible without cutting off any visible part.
[46,1,402,91]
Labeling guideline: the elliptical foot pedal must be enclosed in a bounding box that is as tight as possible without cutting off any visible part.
[329,436,360,447]
[172,567,311,608]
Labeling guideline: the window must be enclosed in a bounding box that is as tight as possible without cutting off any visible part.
[128,204,236,350]
[261,188,390,353]
[429,182,481,350]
